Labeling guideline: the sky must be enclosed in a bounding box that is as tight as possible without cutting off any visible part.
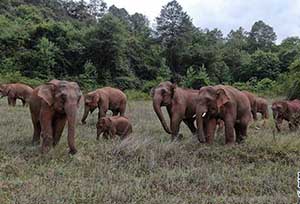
[104,0,300,43]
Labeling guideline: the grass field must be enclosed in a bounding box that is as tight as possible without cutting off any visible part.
[0,99,299,204]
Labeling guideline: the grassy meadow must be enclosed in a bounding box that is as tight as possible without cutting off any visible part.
[0,99,299,204]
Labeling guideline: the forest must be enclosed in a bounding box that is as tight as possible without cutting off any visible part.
[0,0,300,96]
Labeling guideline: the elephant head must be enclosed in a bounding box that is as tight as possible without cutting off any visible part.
[37,80,82,153]
[81,91,100,124]
[0,84,10,97]
[196,86,229,142]
[150,81,176,134]
[271,101,288,130]
[96,117,112,138]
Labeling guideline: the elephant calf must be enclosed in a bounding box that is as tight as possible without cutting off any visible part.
[96,116,132,140]
[256,97,269,120]
[0,83,33,106]
[272,99,300,132]
[29,79,82,154]
[81,87,127,124]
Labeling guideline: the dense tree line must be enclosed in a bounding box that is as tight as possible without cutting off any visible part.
[0,0,299,93]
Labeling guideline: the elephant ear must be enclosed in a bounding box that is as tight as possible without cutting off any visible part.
[37,84,56,106]
[150,88,155,98]
[281,102,288,112]
[104,118,113,129]
[93,92,101,105]
[216,88,230,109]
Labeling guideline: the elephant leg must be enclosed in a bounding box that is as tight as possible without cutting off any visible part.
[7,97,11,105]
[21,99,26,106]
[224,116,235,145]
[32,122,41,145]
[119,102,126,116]
[237,123,248,144]
[234,123,243,143]
[53,116,67,146]
[12,98,16,106]
[170,114,183,141]
[8,97,14,106]
[275,119,282,132]
[205,118,217,144]
[102,132,109,140]
[98,106,108,120]
[40,110,54,153]
[183,118,196,135]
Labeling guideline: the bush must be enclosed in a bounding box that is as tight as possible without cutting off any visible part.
[256,78,276,95]
[182,66,211,89]
[0,71,44,87]
[142,80,161,93]
[124,89,151,100]
[287,79,300,100]
[113,76,141,90]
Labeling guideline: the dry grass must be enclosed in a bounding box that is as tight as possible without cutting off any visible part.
[0,99,299,204]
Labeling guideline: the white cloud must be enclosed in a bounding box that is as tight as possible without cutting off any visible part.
[104,0,300,42]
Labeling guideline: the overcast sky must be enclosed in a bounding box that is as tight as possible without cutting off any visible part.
[104,0,300,43]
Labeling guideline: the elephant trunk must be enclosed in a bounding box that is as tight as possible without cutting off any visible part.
[196,107,207,143]
[153,97,171,134]
[81,105,90,124]
[66,104,78,154]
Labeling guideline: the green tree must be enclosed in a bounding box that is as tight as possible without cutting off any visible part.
[247,20,277,53]
[156,0,194,74]
[86,14,131,85]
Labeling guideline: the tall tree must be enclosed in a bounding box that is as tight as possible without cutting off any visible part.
[247,20,277,53]
[156,0,194,74]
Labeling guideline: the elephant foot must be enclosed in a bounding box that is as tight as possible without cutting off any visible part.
[69,149,77,155]
[81,121,86,125]
[171,134,183,141]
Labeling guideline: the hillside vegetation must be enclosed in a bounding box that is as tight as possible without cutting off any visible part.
[0,100,299,204]
[0,0,300,96]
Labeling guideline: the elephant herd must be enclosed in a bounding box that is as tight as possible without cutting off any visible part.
[0,80,300,155]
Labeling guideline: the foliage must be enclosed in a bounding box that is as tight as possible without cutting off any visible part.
[0,71,44,87]
[287,79,300,100]
[0,0,299,97]
[182,66,211,89]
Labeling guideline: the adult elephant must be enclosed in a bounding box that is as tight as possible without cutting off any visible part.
[150,81,199,140]
[196,85,252,144]
[81,87,127,124]
[242,91,257,120]
[0,83,33,106]
[29,79,82,154]
[271,99,300,132]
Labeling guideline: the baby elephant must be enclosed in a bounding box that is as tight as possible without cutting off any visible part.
[96,116,132,140]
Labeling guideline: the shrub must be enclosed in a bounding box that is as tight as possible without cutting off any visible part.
[124,90,150,100]
[113,76,140,90]
[287,79,300,100]
[0,71,44,87]
[182,66,211,89]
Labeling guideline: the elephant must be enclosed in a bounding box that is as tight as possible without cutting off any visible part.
[0,83,33,106]
[151,81,199,140]
[196,85,252,144]
[29,79,82,154]
[96,116,132,140]
[81,87,127,124]
[242,91,257,120]
[271,99,300,132]
[256,97,269,120]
